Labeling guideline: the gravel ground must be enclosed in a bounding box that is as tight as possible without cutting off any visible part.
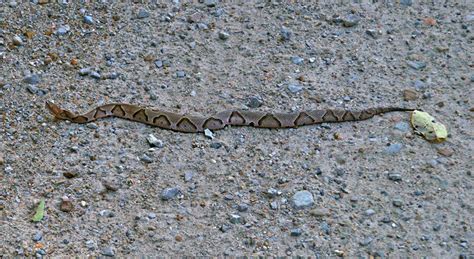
[1,1,473,257]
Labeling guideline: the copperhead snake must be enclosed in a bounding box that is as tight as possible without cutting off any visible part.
[46,101,414,133]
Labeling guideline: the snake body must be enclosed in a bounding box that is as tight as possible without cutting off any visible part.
[45,101,414,133]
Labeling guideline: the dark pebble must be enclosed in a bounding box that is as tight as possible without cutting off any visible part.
[388,173,402,181]
[137,9,150,19]
[359,237,373,246]
[237,203,249,212]
[210,142,222,149]
[176,71,186,78]
[280,26,292,41]
[290,228,302,236]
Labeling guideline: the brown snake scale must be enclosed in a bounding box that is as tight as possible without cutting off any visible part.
[46,101,414,133]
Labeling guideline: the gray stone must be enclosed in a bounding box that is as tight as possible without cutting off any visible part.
[229,214,242,224]
[342,14,361,27]
[85,240,96,250]
[204,129,214,139]
[388,173,402,181]
[266,188,282,198]
[89,71,101,79]
[184,171,194,182]
[280,26,292,41]
[99,210,115,217]
[414,79,426,90]
[359,237,373,246]
[237,203,249,212]
[204,0,217,7]
[220,224,231,232]
[147,212,157,219]
[105,72,119,80]
[465,14,474,22]
[79,68,91,76]
[400,0,412,6]
[56,25,70,35]
[292,190,314,209]
[407,60,427,70]
[218,31,230,40]
[161,187,180,200]
[320,222,331,234]
[394,122,410,133]
[146,134,164,148]
[27,85,47,96]
[140,154,153,163]
[24,74,40,85]
[246,96,263,108]
[33,232,42,242]
[137,9,150,19]
[385,143,403,154]
[291,56,304,65]
[101,247,115,257]
[290,228,302,236]
[176,71,186,78]
[365,209,376,216]
[83,15,94,24]
[224,194,234,200]
[154,60,163,68]
[392,199,403,207]
[288,83,303,93]
[12,35,23,46]
[210,142,222,149]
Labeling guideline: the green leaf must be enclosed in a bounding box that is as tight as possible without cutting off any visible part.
[32,198,45,222]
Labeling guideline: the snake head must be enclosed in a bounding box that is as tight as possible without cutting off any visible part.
[45,101,74,120]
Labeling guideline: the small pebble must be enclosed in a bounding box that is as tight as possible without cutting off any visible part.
[291,56,304,65]
[342,14,361,27]
[320,222,331,234]
[280,26,292,41]
[24,74,40,85]
[359,237,373,246]
[204,129,214,139]
[220,224,231,232]
[388,173,402,181]
[161,187,180,200]
[290,228,302,236]
[56,25,70,35]
[246,96,263,108]
[310,208,330,217]
[146,134,164,148]
[85,240,96,250]
[60,198,74,212]
[176,71,186,78]
[218,31,230,40]
[210,142,222,149]
[292,190,314,209]
[90,71,101,79]
[137,9,150,19]
[237,203,249,212]
[229,214,242,224]
[365,209,376,216]
[400,0,412,6]
[392,199,403,207]
[407,60,427,70]
[184,171,194,182]
[12,35,23,46]
[79,68,91,76]
[33,232,43,242]
[204,0,217,7]
[99,209,114,217]
[101,247,115,257]
[437,147,454,157]
[140,154,153,163]
[288,83,303,93]
[385,143,403,154]
[83,15,94,24]
[147,212,157,219]
[403,89,418,101]
[154,60,163,68]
